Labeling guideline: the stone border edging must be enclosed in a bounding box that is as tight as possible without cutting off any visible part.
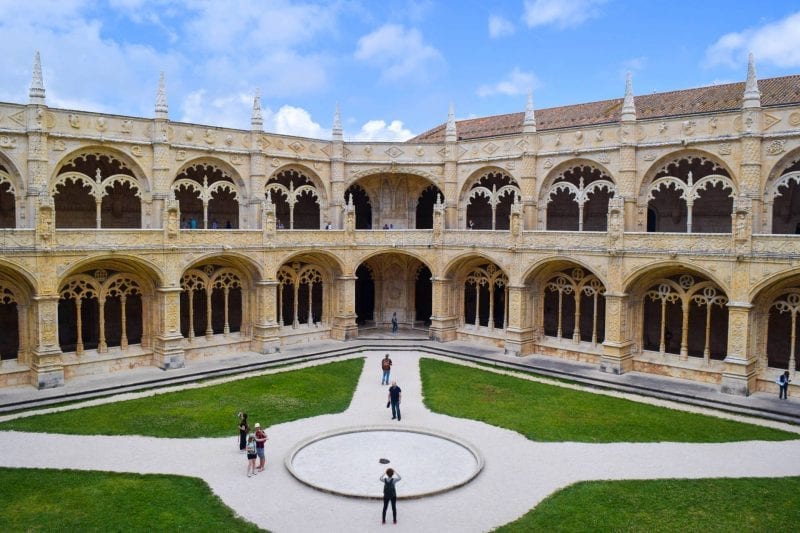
[284,424,485,500]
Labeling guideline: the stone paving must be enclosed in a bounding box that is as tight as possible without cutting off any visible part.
[1,351,800,532]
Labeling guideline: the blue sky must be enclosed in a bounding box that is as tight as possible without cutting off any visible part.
[1,0,799,141]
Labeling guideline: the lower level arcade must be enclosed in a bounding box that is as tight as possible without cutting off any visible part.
[0,252,797,397]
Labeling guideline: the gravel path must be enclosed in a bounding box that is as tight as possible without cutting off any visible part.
[1,351,800,532]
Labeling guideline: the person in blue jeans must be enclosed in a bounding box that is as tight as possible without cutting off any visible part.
[388,381,401,421]
[381,354,392,385]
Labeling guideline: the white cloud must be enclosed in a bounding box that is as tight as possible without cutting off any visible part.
[355,24,443,82]
[180,89,252,128]
[705,11,800,69]
[489,15,515,38]
[268,105,327,139]
[523,0,605,29]
[477,67,539,97]
[350,119,414,141]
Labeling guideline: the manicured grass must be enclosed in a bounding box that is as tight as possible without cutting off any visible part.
[0,358,364,437]
[496,477,800,532]
[0,467,262,532]
[420,358,797,442]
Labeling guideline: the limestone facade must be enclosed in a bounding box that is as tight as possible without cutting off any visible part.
[0,54,799,396]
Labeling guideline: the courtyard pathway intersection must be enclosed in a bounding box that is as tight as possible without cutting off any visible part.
[1,351,800,532]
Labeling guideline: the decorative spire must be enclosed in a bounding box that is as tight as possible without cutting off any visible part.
[522,89,536,133]
[332,102,343,141]
[743,52,761,109]
[155,72,168,119]
[29,51,46,104]
[251,88,263,130]
[621,71,636,122]
[445,103,457,142]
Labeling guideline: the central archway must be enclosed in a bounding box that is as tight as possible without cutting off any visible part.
[354,252,433,333]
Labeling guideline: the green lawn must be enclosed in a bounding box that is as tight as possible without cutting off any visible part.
[420,358,797,442]
[0,358,364,437]
[0,467,262,532]
[496,477,800,532]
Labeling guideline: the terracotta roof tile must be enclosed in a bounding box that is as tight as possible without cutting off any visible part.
[409,75,800,143]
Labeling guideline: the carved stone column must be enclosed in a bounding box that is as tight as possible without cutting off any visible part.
[152,287,185,370]
[429,277,457,342]
[504,284,533,356]
[251,280,280,353]
[721,302,757,396]
[331,275,358,340]
[600,292,634,374]
[30,295,64,389]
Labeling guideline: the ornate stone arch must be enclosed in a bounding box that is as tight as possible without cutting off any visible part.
[50,148,148,229]
[763,150,800,234]
[539,160,616,231]
[173,159,242,229]
[266,165,326,229]
[459,167,521,230]
[347,166,443,191]
[639,150,736,233]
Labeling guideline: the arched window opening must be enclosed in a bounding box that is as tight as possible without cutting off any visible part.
[173,164,239,229]
[355,264,375,325]
[0,169,17,228]
[416,186,442,229]
[463,263,507,330]
[59,270,144,355]
[276,262,324,328]
[642,274,728,361]
[415,265,432,326]
[54,153,141,229]
[0,283,19,359]
[466,172,519,230]
[345,185,372,229]
[647,156,734,233]
[266,170,321,229]
[767,290,800,371]
[101,181,142,228]
[543,268,606,344]
[770,159,800,234]
[180,266,243,339]
[545,166,615,231]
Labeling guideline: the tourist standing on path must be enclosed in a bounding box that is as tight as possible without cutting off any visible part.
[238,412,249,452]
[391,312,398,335]
[254,423,268,471]
[381,354,392,385]
[380,468,401,524]
[246,434,258,477]
[388,381,401,421]
[778,371,791,399]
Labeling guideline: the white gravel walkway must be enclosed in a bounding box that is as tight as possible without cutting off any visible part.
[1,351,800,532]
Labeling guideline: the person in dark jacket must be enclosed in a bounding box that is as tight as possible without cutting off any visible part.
[380,467,402,524]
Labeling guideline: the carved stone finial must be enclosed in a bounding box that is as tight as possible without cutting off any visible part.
[522,89,536,133]
[347,192,354,208]
[251,88,263,130]
[743,52,761,109]
[621,72,636,122]
[29,51,46,104]
[332,102,343,141]
[445,103,457,142]
[155,71,168,119]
